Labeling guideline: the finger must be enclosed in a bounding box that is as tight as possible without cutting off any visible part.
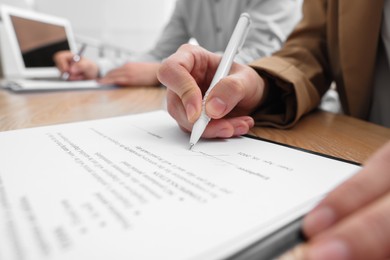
[158,44,213,123]
[201,116,254,139]
[205,65,265,120]
[68,59,98,80]
[68,74,85,81]
[54,51,73,72]
[204,75,245,119]
[67,69,85,81]
[166,89,192,132]
[167,86,254,139]
[67,69,87,81]
[69,61,86,74]
[304,141,390,237]
[283,193,390,260]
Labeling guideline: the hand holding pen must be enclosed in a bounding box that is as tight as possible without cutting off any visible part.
[60,43,86,80]
[158,13,266,148]
[189,13,251,149]
[54,44,99,81]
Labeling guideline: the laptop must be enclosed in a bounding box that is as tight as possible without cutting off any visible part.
[0,5,106,91]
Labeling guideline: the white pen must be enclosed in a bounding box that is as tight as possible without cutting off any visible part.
[189,13,251,150]
[61,43,87,80]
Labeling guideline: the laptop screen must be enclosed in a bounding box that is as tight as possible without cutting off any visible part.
[1,5,77,78]
[10,15,70,68]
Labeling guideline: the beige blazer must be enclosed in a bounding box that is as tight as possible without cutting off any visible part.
[250,0,384,128]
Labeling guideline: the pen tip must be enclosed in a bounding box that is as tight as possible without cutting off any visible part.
[189,143,194,150]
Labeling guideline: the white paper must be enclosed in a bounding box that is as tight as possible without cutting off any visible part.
[0,110,360,260]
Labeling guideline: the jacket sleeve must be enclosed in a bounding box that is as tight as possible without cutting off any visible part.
[249,0,333,128]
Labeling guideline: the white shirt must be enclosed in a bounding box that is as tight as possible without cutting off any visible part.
[99,0,302,75]
[369,0,390,127]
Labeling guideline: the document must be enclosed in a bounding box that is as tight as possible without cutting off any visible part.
[0,111,360,260]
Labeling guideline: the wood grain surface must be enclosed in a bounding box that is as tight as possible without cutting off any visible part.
[0,86,166,131]
[249,110,390,163]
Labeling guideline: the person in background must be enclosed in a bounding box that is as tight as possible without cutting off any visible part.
[54,0,302,86]
[157,0,390,259]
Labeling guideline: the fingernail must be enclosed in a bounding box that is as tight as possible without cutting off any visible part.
[186,103,197,122]
[244,117,255,127]
[305,206,336,236]
[207,97,227,117]
[308,240,350,260]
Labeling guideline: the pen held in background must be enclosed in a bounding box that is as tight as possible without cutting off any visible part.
[189,13,251,150]
[61,43,87,81]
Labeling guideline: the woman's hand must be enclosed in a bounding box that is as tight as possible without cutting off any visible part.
[158,44,266,138]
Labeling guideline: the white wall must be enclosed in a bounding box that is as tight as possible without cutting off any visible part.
[0,0,176,59]
[35,0,176,52]
[0,0,31,9]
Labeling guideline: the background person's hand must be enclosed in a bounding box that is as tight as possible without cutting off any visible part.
[157,44,266,139]
[54,51,99,80]
[279,141,390,260]
[99,62,161,86]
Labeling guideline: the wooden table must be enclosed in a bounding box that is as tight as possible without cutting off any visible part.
[249,111,390,163]
[0,86,166,130]
[1,86,389,163]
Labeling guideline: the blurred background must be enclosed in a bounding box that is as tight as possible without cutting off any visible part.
[0,0,177,60]
[0,0,341,114]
